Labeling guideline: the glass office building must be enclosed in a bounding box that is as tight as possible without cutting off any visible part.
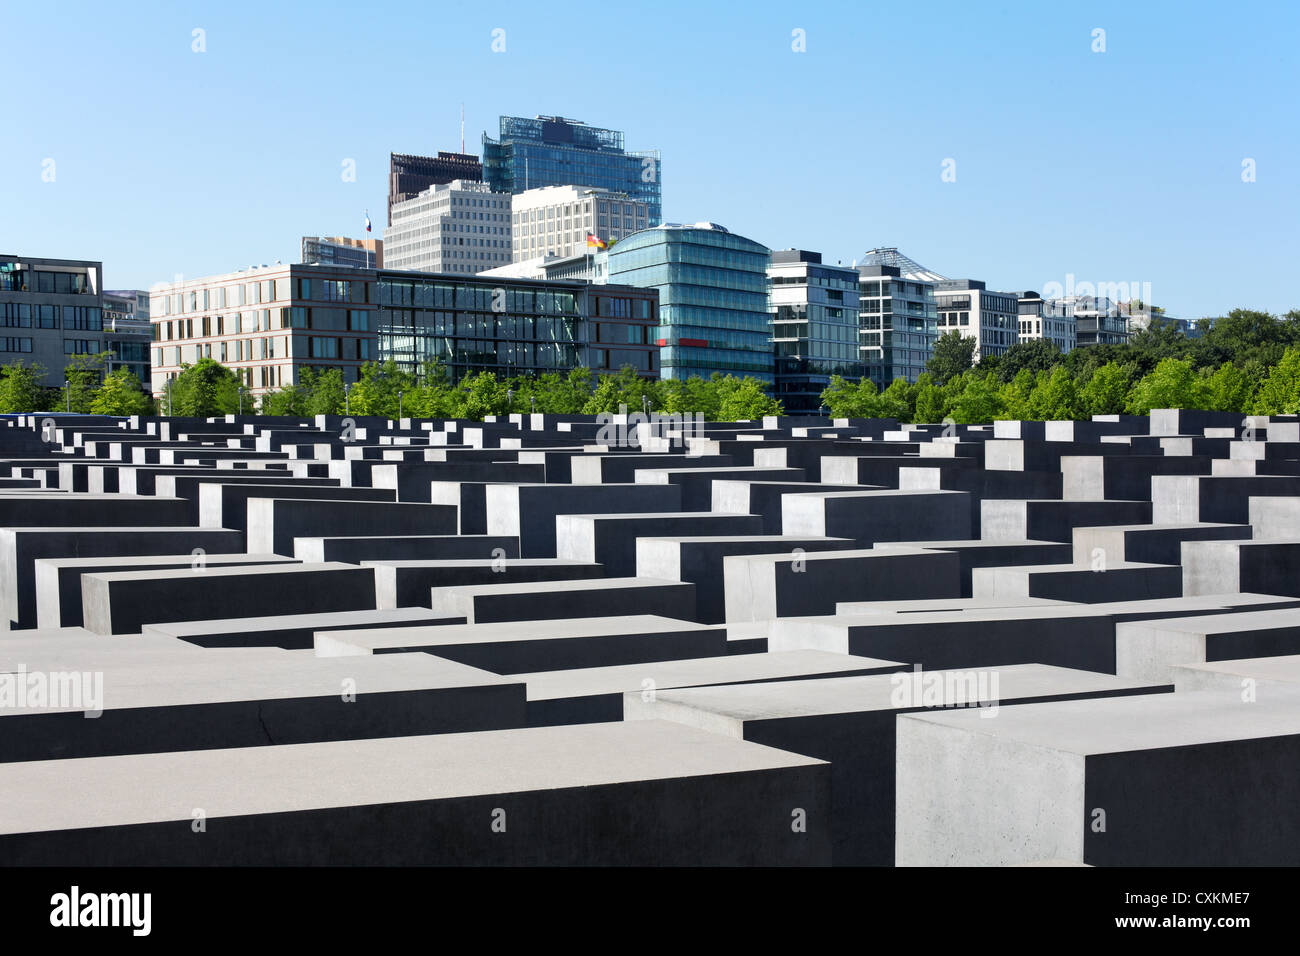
[858,265,939,387]
[600,223,772,382]
[0,256,105,387]
[374,272,660,381]
[150,264,660,398]
[769,250,863,414]
[482,115,662,226]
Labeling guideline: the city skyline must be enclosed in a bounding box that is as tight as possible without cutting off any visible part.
[3,0,1297,319]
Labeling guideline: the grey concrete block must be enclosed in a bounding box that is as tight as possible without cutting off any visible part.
[0,721,830,865]
[973,562,1183,604]
[318,614,727,673]
[35,553,296,628]
[896,689,1300,865]
[724,546,963,623]
[982,499,1152,542]
[783,490,972,546]
[1116,609,1300,682]
[142,607,461,650]
[81,563,378,635]
[517,649,901,726]
[711,480,874,534]
[0,650,524,761]
[1182,539,1300,597]
[364,558,604,609]
[629,663,1166,865]
[246,498,457,556]
[293,534,519,563]
[0,527,246,630]
[1152,475,1300,525]
[1072,522,1251,566]
[636,534,859,624]
[428,576,696,625]
[636,466,806,511]
[557,512,763,579]
[487,483,682,558]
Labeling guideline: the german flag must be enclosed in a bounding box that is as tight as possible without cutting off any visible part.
[586,233,607,250]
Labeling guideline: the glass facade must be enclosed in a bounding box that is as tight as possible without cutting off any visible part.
[482,115,662,226]
[770,253,863,413]
[858,267,938,387]
[374,273,659,381]
[603,225,773,382]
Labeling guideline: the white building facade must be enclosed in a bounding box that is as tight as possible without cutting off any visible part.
[511,185,649,263]
[383,180,512,274]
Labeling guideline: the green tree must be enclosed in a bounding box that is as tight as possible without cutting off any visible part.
[716,375,783,420]
[89,367,154,416]
[348,360,416,418]
[819,375,877,418]
[999,369,1038,420]
[259,384,306,416]
[1078,362,1134,416]
[0,362,52,413]
[62,352,110,413]
[1252,347,1300,415]
[1029,365,1083,420]
[582,365,659,415]
[168,358,242,416]
[926,330,976,385]
[947,372,1006,424]
[913,376,946,423]
[1200,363,1256,413]
[302,367,347,416]
[985,339,1063,383]
[1125,358,1207,415]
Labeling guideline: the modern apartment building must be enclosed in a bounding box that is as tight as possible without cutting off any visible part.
[1055,295,1129,346]
[0,255,105,387]
[383,180,512,274]
[388,151,483,226]
[598,223,772,383]
[934,279,1018,362]
[301,236,383,270]
[149,264,379,398]
[511,185,649,262]
[1017,291,1077,353]
[482,115,662,226]
[102,289,152,383]
[857,264,938,387]
[149,264,660,399]
[769,250,863,413]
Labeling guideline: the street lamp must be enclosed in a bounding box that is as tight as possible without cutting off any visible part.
[238,386,245,416]
[344,382,351,415]
[397,390,403,420]
[64,380,70,413]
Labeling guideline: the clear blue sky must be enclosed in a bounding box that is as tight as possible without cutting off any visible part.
[3,0,1297,319]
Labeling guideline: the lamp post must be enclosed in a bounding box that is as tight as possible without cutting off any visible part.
[344,382,351,415]
[397,390,403,420]
[238,386,244,416]
[64,380,70,413]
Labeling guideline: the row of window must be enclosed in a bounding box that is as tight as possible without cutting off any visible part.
[0,270,92,295]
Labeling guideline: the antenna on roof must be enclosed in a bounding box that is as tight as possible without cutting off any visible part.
[460,104,465,154]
